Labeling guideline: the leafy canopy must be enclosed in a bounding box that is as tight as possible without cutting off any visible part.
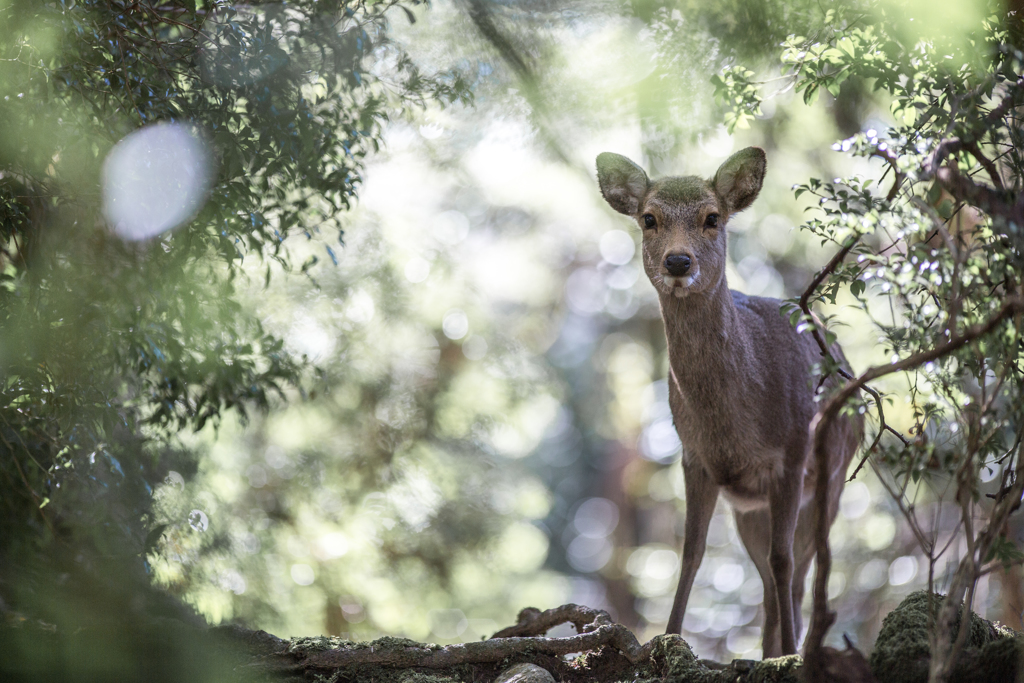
[0,0,469,624]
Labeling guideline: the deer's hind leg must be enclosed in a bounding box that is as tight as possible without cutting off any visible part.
[789,433,857,644]
[734,507,781,658]
[790,500,818,647]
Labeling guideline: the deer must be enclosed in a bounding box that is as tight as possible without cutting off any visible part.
[595,147,862,658]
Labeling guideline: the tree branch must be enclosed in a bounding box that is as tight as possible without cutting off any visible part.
[799,236,860,359]
[261,604,657,676]
[928,422,1024,683]
[460,0,573,166]
[491,604,609,638]
[962,140,1004,190]
[926,95,1024,235]
[803,295,1024,681]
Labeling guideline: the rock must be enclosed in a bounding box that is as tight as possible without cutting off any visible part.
[869,591,1021,683]
[494,663,556,683]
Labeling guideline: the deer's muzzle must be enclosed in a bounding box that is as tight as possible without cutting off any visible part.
[664,253,692,277]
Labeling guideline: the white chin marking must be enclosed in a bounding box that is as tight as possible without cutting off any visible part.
[666,268,700,298]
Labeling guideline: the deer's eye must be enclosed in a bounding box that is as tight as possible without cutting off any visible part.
[642,214,657,229]
[704,213,719,229]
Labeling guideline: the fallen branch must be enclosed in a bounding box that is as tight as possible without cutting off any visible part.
[263,604,656,676]
[492,604,612,638]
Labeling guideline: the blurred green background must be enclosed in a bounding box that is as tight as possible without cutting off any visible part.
[1,0,1016,675]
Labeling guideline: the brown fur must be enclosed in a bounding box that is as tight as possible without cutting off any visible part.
[596,148,862,658]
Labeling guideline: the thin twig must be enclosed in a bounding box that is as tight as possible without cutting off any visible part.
[871,147,905,200]
[799,235,859,358]
[962,140,1004,190]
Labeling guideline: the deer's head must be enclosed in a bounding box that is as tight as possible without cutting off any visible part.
[596,147,765,299]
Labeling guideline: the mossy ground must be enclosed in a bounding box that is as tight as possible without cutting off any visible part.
[869,590,1021,683]
[281,593,1024,683]
[283,634,802,683]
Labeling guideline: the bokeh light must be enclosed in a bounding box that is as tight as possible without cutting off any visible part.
[102,121,213,241]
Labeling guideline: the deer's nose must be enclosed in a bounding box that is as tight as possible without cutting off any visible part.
[664,253,692,277]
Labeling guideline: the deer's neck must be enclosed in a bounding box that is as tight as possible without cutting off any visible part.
[659,279,741,385]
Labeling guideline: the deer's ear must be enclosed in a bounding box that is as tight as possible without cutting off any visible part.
[713,147,766,214]
[597,153,648,216]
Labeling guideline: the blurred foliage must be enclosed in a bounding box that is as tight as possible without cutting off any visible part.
[0,0,470,679]
[148,223,567,639]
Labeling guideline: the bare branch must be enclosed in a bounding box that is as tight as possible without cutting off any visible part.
[799,236,860,358]
[492,604,609,638]
[928,435,1024,683]
[260,604,658,676]
[804,296,1024,676]
[869,459,933,554]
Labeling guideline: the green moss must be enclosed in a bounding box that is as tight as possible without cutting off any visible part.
[286,630,801,683]
[748,654,802,683]
[648,634,699,679]
[869,591,1022,683]
[289,636,357,653]
[953,636,1021,683]
[371,636,444,650]
[637,634,737,683]
[869,592,933,682]
[393,671,461,683]
[289,635,444,656]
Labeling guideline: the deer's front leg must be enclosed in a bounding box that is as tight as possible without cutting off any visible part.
[666,459,719,635]
[767,461,804,655]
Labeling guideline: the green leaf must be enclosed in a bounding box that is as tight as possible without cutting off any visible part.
[936,198,954,219]
[144,524,170,555]
[985,535,1024,565]
[399,5,417,23]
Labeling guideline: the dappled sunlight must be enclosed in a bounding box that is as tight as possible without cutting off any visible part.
[148,13,966,656]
